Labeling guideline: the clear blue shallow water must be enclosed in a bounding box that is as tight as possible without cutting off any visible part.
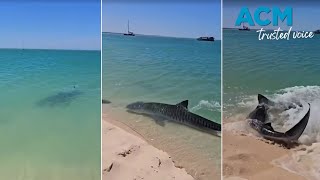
[0,49,100,180]
[102,33,221,180]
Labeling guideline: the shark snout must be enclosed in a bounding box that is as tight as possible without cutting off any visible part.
[126,101,145,112]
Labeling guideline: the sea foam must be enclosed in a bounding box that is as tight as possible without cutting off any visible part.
[190,100,221,112]
[232,86,320,144]
[229,86,320,180]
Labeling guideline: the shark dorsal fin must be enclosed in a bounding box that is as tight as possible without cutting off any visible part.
[258,94,275,106]
[177,100,188,109]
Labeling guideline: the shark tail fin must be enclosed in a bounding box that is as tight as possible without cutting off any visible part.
[285,103,311,140]
[258,94,275,106]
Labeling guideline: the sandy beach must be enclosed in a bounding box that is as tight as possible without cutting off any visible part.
[102,111,194,180]
[223,122,306,180]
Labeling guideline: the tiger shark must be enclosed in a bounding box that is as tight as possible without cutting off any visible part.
[126,100,221,136]
[248,94,310,146]
[36,89,83,107]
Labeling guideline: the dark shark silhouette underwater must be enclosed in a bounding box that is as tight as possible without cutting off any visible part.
[36,89,83,107]
[247,94,310,147]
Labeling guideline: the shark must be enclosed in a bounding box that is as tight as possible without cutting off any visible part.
[248,94,310,147]
[126,100,221,136]
[102,99,111,104]
[36,90,83,107]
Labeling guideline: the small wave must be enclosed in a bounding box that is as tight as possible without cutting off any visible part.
[230,85,320,144]
[190,100,221,112]
[228,86,320,179]
[271,86,320,144]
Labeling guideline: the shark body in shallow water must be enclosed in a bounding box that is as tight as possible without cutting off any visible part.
[102,99,111,104]
[126,100,221,136]
[248,94,310,146]
[36,90,83,107]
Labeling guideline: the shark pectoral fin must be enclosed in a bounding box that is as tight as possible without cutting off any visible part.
[285,103,311,140]
[264,122,275,131]
[176,100,188,109]
[258,94,275,106]
[151,116,166,127]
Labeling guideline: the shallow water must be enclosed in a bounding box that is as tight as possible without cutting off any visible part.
[223,29,320,179]
[104,105,221,180]
[102,33,221,179]
[0,49,101,180]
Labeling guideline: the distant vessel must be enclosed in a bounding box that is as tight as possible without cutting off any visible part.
[238,23,250,31]
[314,30,320,34]
[123,20,135,36]
[197,37,214,42]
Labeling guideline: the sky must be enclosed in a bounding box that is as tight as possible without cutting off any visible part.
[0,2,100,50]
[103,1,221,39]
[223,1,320,31]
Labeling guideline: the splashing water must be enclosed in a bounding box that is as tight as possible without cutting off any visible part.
[190,100,221,112]
[226,86,320,179]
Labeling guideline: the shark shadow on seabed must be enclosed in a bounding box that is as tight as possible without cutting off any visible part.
[36,90,83,107]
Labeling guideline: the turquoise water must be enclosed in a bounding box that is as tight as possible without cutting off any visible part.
[223,29,320,117]
[102,33,221,179]
[103,33,221,121]
[0,49,100,180]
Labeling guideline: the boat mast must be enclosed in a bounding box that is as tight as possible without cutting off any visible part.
[127,20,129,33]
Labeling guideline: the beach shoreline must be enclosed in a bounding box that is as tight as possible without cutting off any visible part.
[223,121,306,180]
[102,107,194,180]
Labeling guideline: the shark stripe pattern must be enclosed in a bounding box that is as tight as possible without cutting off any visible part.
[126,100,221,136]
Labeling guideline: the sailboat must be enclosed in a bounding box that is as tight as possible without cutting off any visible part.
[124,20,135,36]
[238,23,250,31]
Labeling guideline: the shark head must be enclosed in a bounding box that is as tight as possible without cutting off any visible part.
[126,101,146,114]
[247,104,268,123]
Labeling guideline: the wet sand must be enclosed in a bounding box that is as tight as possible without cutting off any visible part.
[102,113,194,180]
[102,104,221,180]
[223,124,306,180]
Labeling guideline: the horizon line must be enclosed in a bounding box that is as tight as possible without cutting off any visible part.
[0,47,101,51]
[102,31,221,40]
[223,27,320,32]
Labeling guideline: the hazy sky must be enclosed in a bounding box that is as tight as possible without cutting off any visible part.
[224,2,320,31]
[103,1,221,39]
[0,2,100,50]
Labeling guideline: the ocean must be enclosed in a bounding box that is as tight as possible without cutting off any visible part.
[0,49,101,180]
[223,29,320,179]
[102,32,221,179]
